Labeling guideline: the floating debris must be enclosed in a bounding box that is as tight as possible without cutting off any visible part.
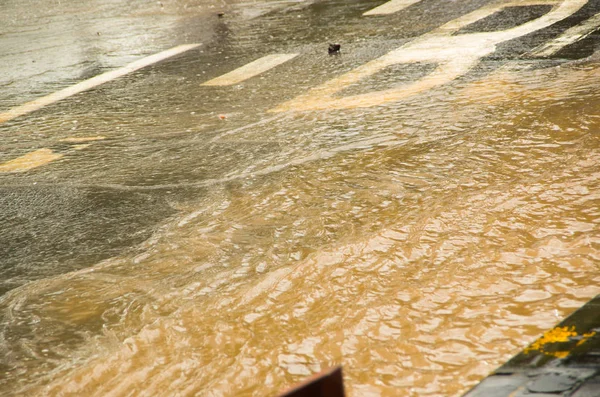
[328,43,341,54]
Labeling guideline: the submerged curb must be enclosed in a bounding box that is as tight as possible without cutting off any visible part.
[464,294,600,396]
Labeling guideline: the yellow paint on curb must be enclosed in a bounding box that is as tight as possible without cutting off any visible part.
[524,326,597,359]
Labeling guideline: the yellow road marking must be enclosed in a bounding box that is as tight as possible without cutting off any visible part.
[201,53,299,86]
[531,12,600,57]
[0,149,64,173]
[363,0,423,16]
[0,44,201,124]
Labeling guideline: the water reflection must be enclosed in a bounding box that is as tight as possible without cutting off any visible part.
[1,0,600,396]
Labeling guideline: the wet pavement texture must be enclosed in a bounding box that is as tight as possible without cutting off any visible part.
[1,0,600,396]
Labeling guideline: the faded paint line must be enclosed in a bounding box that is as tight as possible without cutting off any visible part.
[531,12,600,57]
[201,53,299,86]
[0,149,64,173]
[71,144,92,151]
[0,44,201,124]
[60,136,106,143]
[363,0,423,16]
[0,140,100,172]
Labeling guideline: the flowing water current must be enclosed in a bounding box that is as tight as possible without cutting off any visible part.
[1,0,600,396]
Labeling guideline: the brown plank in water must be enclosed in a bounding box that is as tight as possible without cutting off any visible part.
[278,366,345,397]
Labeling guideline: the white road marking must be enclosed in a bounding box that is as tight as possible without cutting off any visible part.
[531,12,600,56]
[71,144,92,151]
[0,149,63,173]
[363,0,423,16]
[0,44,201,124]
[272,0,587,112]
[201,54,299,86]
[435,0,559,34]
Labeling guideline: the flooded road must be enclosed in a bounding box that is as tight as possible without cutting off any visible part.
[1,0,600,395]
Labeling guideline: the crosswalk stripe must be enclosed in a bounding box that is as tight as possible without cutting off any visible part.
[201,54,299,86]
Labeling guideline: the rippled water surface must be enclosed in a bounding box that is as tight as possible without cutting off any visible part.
[1,0,600,396]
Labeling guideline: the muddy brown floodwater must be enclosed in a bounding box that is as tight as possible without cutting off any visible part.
[1,0,600,396]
